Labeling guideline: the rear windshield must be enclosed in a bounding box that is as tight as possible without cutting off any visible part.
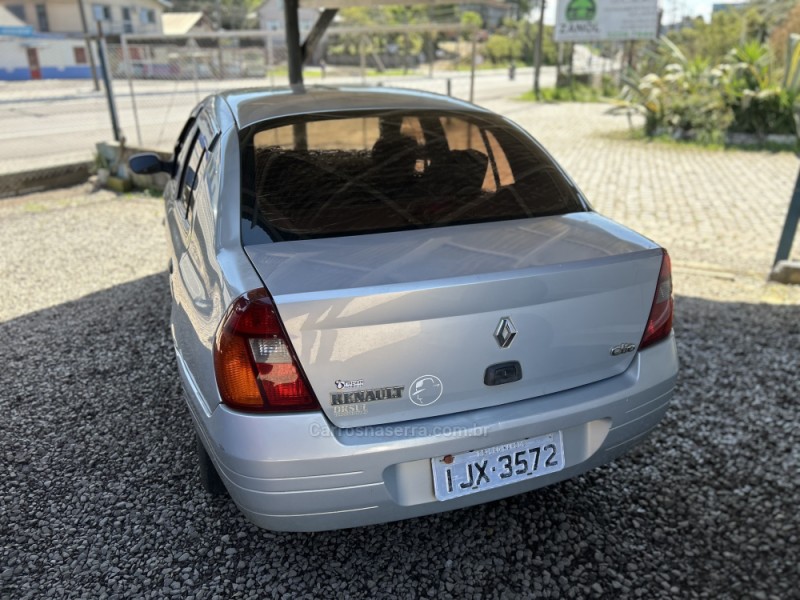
[240,110,584,242]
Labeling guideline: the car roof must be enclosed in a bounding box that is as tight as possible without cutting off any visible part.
[219,85,493,129]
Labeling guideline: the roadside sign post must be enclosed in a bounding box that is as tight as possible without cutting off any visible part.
[772,168,800,268]
[551,0,658,96]
[770,105,800,273]
[553,0,659,44]
[770,37,800,275]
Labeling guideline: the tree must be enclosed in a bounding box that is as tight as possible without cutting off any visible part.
[666,10,760,66]
[460,10,483,39]
[769,2,800,68]
[485,34,522,64]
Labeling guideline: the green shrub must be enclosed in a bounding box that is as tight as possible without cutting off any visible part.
[667,91,733,144]
[519,83,602,103]
[727,87,797,137]
[719,42,798,137]
[601,75,618,97]
[618,39,797,142]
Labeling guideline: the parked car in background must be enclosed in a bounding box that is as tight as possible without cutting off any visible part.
[130,86,678,532]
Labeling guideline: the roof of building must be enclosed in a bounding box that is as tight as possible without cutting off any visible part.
[219,85,491,129]
[0,5,30,29]
[162,12,207,35]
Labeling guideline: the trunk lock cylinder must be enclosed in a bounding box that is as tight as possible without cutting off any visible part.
[484,362,522,386]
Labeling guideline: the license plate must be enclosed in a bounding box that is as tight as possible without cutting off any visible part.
[431,431,565,501]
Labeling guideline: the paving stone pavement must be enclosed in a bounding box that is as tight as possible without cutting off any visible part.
[3,100,799,315]
[489,100,800,284]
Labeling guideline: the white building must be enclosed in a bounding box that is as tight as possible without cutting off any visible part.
[257,0,317,47]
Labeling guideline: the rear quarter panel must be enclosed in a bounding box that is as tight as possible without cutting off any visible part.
[166,98,263,416]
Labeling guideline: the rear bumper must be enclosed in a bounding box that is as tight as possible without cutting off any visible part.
[181,333,678,532]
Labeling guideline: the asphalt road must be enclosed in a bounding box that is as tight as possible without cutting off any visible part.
[0,67,557,174]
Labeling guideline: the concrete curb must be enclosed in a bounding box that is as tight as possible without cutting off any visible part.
[768,260,800,285]
[96,141,171,192]
[0,162,92,199]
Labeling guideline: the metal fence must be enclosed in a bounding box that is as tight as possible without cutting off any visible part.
[106,31,288,150]
[107,26,484,151]
[0,27,615,189]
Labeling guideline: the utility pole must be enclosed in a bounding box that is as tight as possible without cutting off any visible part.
[533,0,546,100]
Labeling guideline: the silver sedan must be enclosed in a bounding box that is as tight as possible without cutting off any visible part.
[130,86,678,532]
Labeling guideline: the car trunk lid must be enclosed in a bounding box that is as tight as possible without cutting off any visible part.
[244,213,663,428]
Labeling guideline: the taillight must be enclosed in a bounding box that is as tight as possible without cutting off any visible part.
[214,289,320,413]
[640,249,674,350]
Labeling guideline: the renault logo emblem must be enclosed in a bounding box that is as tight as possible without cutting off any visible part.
[494,317,517,348]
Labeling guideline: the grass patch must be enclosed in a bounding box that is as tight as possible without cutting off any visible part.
[267,67,322,79]
[604,128,799,153]
[448,62,520,72]
[518,84,608,103]
[365,68,418,77]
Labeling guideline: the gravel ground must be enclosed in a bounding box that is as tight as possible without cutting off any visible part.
[2,179,799,599]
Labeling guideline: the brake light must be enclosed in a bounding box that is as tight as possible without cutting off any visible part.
[640,249,674,350]
[213,289,320,413]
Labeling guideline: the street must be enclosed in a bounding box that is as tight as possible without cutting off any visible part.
[0,67,557,174]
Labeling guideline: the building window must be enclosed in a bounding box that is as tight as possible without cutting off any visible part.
[74,47,88,64]
[122,7,133,32]
[92,4,111,21]
[7,4,25,22]
[140,8,155,24]
[35,4,49,31]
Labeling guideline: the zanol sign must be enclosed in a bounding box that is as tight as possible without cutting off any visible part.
[554,0,659,43]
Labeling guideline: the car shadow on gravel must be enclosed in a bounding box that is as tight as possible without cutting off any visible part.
[1,274,797,600]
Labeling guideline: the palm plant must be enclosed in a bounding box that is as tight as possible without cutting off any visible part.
[722,40,796,138]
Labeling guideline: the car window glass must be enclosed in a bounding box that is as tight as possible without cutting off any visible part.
[485,130,514,188]
[180,137,205,220]
[176,126,199,189]
[173,116,198,175]
[243,110,582,242]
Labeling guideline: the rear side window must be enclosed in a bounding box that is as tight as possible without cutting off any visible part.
[179,135,205,220]
[240,110,584,242]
